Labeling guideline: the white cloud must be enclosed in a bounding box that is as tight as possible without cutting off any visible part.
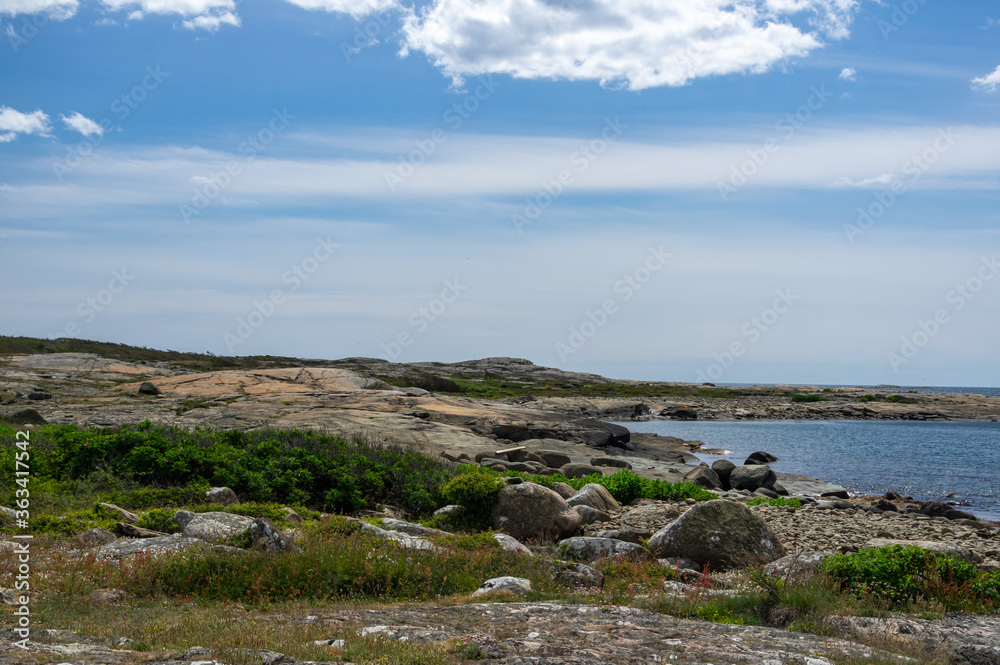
[61,112,104,137]
[281,0,398,18]
[971,65,1000,92]
[839,67,857,81]
[400,0,859,91]
[101,0,239,31]
[0,0,78,19]
[0,107,51,143]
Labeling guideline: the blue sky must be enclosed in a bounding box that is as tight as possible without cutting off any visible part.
[1,0,999,386]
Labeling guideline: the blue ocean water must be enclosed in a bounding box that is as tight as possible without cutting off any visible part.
[611,420,1000,521]
[716,384,1000,398]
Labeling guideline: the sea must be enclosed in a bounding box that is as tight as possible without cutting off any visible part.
[717,383,1000,398]
[611,418,1000,521]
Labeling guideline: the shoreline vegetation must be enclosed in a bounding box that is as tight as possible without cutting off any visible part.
[1,336,999,665]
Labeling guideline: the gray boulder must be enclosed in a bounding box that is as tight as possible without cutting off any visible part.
[711,460,736,489]
[537,450,572,468]
[729,464,777,492]
[94,535,220,560]
[471,576,532,598]
[683,466,721,489]
[205,487,240,506]
[573,505,610,525]
[249,518,293,552]
[647,500,786,571]
[349,518,441,552]
[492,533,532,556]
[174,511,254,542]
[591,529,651,545]
[744,451,779,465]
[78,527,117,548]
[434,504,463,516]
[137,381,161,395]
[557,536,656,564]
[559,463,604,479]
[549,482,577,499]
[492,482,582,542]
[567,483,621,513]
[549,560,603,588]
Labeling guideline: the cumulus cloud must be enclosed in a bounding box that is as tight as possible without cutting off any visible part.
[971,65,1000,92]
[61,112,103,137]
[101,0,239,30]
[400,0,859,90]
[839,67,857,81]
[0,0,78,19]
[281,0,398,18]
[0,107,51,143]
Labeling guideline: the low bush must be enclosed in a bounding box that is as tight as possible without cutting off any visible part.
[819,545,999,611]
[791,394,827,403]
[747,496,802,508]
[440,468,506,530]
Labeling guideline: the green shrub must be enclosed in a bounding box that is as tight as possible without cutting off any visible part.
[441,469,505,530]
[819,545,995,611]
[858,394,885,403]
[561,470,717,504]
[747,496,801,508]
[791,394,827,403]
[137,508,180,534]
[886,395,917,404]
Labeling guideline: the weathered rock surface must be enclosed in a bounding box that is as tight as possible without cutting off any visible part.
[174,510,254,542]
[573,504,611,524]
[249,518,293,552]
[205,487,240,506]
[77,527,117,547]
[380,518,450,538]
[492,483,582,542]
[684,465,721,489]
[470,576,532,597]
[729,464,778,492]
[557,536,657,563]
[566,483,621,513]
[648,500,787,570]
[492,533,532,555]
[762,552,830,583]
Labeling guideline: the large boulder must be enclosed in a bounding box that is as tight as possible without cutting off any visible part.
[647,500,786,571]
[249,518,293,552]
[78,527,117,548]
[567,484,621,513]
[557,536,656,564]
[492,483,582,542]
[174,510,254,542]
[729,464,777,492]
[549,482,577,499]
[744,451,779,465]
[205,487,240,506]
[683,466,721,489]
[711,460,737,489]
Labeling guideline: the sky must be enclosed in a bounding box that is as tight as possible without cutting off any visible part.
[1,0,998,387]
